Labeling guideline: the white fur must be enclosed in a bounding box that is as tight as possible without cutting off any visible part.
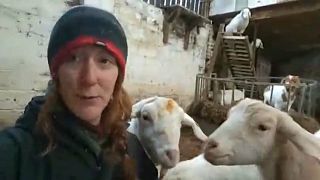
[314,130,320,138]
[127,96,208,176]
[163,154,263,180]
[251,38,264,49]
[263,85,295,111]
[225,8,251,34]
[220,89,245,105]
[204,98,320,180]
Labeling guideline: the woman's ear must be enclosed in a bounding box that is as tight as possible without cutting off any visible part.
[45,79,55,96]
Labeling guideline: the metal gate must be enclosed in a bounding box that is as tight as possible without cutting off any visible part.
[194,74,318,117]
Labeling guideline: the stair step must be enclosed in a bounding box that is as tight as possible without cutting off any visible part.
[223,36,246,40]
[228,56,250,60]
[223,45,247,50]
[233,71,254,76]
[225,49,249,53]
[223,42,246,48]
[231,67,253,72]
[225,51,249,57]
[228,57,251,61]
[230,64,253,68]
[226,53,250,59]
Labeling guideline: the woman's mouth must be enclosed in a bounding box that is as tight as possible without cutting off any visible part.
[77,95,101,103]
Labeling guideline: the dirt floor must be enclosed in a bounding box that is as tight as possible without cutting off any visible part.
[179,117,219,161]
[179,127,204,161]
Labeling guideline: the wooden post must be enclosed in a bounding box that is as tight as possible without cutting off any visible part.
[162,8,182,44]
[252,23,259,68]
[184,21,198,50]
[202,24,224,100]
[205,24,225,77]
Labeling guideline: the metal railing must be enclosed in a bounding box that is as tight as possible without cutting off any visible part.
[194,74,318,117]
[142,0,211,17]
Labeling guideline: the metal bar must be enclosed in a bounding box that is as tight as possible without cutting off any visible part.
[249,84,253,98]
[222,83,226,105]
[270,85,274,104]
[196,0,200,14]
[308,86,313,116]
[187,0,191,10]
[287,86,291,112]
[205,77,209,100]
[201,76,204,101]
[191,0,195,12]
[298,86,306,114]
[195,75,199,101]
[232,83,235,102]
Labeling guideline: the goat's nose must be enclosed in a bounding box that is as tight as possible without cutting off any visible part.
[165,149,178,162]
[207,139,219,149]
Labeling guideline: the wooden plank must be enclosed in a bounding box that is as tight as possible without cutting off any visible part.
[231,67,253,72]
[228,56,250,61]
[223,41,246,47]
[225,41,247,46]
[205,25,224,76]
[230,64,253,68]
[223,36,246,40]
[226,54,251,62]
[233,71,254,76]
[210,1,320,22]
[223,45,247,50]
[225,49,249,53]
[252,1,320,21]
[229,61,251,66]
[223,45,247,51]
[226,52,250,58]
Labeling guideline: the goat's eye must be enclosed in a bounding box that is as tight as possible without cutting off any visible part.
[258,124,268,131]
[142,113,150,121]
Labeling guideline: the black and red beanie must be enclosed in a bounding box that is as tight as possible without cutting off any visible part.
[47,5,128,79]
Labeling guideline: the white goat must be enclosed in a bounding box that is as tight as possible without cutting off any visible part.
[127,96,208,177]
[251,38,264,49]
[163,154,263,180]
[225,8,251,35]
[220,89,245,105]
[204,98,320,180]
[263,75,301,111]
[314,129,320,138]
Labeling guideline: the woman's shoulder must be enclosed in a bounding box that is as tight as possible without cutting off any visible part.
[0,126,35,152]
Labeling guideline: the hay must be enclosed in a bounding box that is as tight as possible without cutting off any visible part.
[187,100,239,125]
[188,100,320,133]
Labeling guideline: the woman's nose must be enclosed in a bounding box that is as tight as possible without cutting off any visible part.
[79,59,98,86]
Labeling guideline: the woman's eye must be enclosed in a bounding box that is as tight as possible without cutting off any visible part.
[100,58,111,64]
[69,54,80,62]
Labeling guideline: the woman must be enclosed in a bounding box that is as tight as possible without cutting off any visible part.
[0,5,158,180]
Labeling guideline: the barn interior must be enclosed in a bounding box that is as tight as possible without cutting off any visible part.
[206,1,320,118]
[210,0,320,79]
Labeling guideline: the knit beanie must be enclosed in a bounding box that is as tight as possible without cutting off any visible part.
[47,5,128,79]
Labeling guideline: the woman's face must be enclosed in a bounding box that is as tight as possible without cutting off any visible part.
[57,45,119,125]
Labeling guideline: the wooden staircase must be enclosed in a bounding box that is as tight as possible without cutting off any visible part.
[221,34,258,97]
[222,35,255,77]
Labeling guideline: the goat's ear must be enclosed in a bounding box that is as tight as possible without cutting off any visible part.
[131,96,158,118]
[182,113,208,142]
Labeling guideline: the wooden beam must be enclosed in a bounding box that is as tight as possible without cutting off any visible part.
[205,24,224,76]
[161,5,211,49]
[209,1,320,23]
[251,1,320,21]
[162,8,182,44]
